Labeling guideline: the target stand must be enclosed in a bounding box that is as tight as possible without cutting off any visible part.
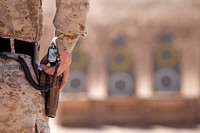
[153,34,180,92]
[62,42,89,95]
[100,37,140,125]
[107,37,135,97]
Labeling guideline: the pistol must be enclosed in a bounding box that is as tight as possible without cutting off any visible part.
[41,37,62,118]
[44,73,62,118]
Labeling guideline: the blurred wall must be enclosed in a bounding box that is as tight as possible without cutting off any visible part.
[85,0,200,99]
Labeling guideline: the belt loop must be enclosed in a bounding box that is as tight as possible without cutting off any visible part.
[34,42,42,70]
[10,38,15,53]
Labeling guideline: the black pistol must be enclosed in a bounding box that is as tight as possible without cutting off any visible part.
[45,37,62,118]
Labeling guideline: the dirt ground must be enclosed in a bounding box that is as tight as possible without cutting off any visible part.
[49,119,200,133]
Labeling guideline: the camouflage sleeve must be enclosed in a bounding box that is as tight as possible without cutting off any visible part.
[53,0,90,53]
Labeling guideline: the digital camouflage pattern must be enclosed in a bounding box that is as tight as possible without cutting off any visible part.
[0,0,90,52]
[0,0,89,132]
[0,53,50,133]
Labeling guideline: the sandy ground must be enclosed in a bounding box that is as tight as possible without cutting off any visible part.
[49,119,200,133]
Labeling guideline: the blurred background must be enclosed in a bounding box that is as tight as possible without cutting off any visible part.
[40,0,200,132]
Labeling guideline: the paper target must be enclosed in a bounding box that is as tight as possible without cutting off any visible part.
[155,45,178,68]
[109,72,134,96]
[154,68,179,91]
[71,47,88,69]
[108,46,132,72]
[63,70,86,93]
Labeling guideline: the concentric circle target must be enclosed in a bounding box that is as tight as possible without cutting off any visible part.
[155,45,179,67]
[109,72,134,96]
[108,46,132,72]
[154,68,179,91]
[63,70,86,93]
[71,47,88,69]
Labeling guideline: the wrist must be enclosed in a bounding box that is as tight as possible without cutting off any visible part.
[55,34,80,53]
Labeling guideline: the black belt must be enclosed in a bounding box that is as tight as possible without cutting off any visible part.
[0,37,34,58]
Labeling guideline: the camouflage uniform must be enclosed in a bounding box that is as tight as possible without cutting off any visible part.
[0,0,89,133]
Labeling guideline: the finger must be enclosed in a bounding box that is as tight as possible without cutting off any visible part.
[40,55,48,65]
[57,62,70,76]
[59,51,71,65]
[56,52,71,76]
[59,68,70,89]
[40,64,55,75]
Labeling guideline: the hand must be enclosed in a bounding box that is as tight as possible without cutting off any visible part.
[40,50,71,89]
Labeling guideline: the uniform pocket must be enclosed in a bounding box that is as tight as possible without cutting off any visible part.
[2,65,23,88]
